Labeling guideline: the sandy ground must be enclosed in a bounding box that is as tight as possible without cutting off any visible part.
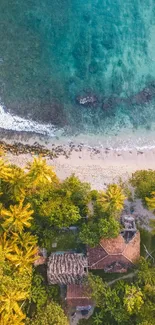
[5,145,155,190]
[1,128,155,190]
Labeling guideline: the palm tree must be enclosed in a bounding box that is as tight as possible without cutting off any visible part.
[0,232,38,273]
[93,312,103,325]
[124,285,144,314]
[146,192,155,210]
[26,156,59,187]
[1,201,34,233]
[12,232,37,250]
[0,232,14,262]
[0,312,26,325]
[6,244,38,272]
[0,158,12,181]
[5,166,27,202]
[0,147,5,157]
[0,287,27,324]
[97,184,126,214]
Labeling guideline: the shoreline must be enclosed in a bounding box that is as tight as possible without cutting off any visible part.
[2,121,155,151]
[1,135,155,190]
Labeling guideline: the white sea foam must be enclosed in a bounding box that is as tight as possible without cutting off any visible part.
[1,103,155,151]
[0,104,56,136]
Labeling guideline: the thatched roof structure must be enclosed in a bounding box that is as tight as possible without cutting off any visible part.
[87,231,140,273]
[66,284,92,308]
[47,253,88,285]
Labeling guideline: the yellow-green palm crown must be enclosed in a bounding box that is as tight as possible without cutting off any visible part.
[0,232,14,269]
[12,232,37,250]
[6,244,38,272]
[97,184,126,213]
[26,156,59,187]
[0,313,26,325]
[0,159,12,181]
[6,167,27,201]
[1,201,34,233]
[146,191,155,210]
[0,287,28,324]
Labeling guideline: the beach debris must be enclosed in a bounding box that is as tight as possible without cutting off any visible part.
[0,139,85,160]
[0,141,66,159]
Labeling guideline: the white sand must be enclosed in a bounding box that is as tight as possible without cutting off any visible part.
[5,146,155,231]
[6,146,155,190]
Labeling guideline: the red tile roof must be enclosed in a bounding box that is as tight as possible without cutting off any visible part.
[66,284,92,307]
[87,245,107,266]
[90,254,132,271]
[100,235,126,254]
[123,231,140,263]
[88,232,140,272]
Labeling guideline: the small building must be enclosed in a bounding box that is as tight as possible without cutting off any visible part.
[66,284,93,311]
[87,230,140,273]
[46,216,140,318]
[87,215,140,273]
[34,247,47,266]
[47,253,88,285]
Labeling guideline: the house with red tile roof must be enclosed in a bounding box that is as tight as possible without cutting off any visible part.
[66,284,92,309]
[46,215,140,313]
[87,231,140,273]
[87,215,140,273]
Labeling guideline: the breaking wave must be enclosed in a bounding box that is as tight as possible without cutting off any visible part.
[0,104,56,136]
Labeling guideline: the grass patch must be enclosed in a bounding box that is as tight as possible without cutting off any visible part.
[40,228,85,254]
[140,228,155,259]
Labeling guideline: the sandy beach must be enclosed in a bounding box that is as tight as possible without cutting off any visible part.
[0,128,155,190]
[4,140,155,190]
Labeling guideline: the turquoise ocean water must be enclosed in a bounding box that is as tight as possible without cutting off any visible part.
[1,0,155,146]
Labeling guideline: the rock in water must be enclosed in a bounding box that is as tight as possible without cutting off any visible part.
[128,81,155,105]
[102,97,123,111]
[76,94,98,107]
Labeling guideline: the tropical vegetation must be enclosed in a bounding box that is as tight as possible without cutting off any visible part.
[1,152,155,324]
[0,155,69,324]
